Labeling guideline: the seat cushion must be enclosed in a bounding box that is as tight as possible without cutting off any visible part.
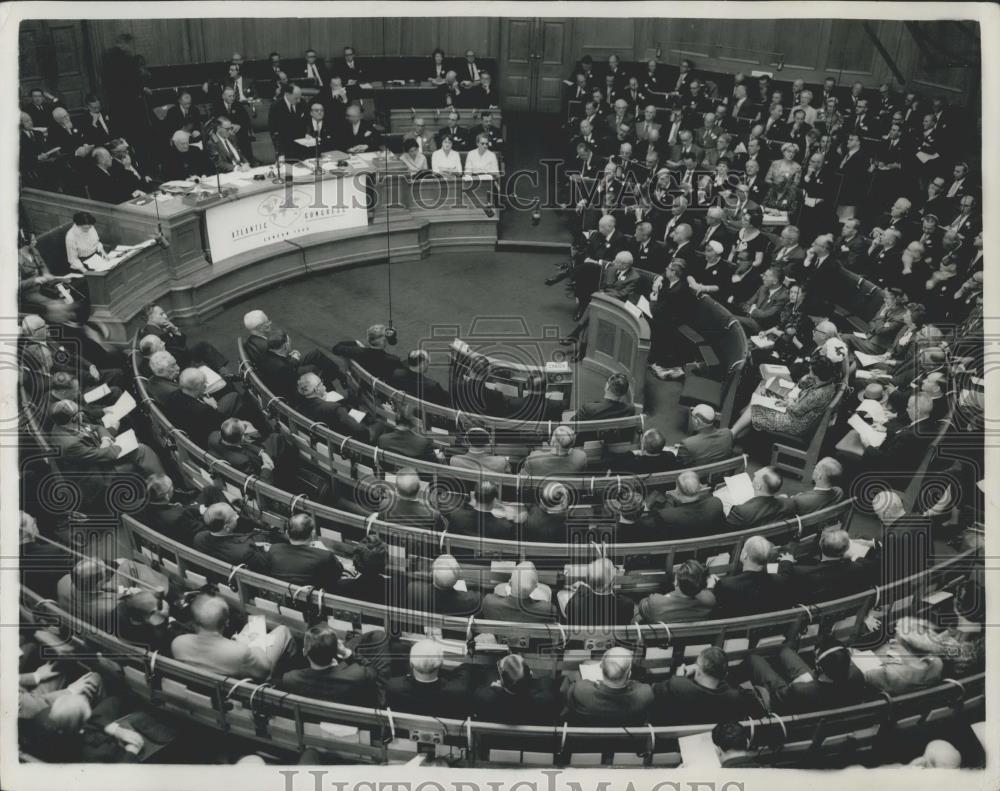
[679,375,722,408]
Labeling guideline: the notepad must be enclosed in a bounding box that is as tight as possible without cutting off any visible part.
[198,365,226,395]
[766,563,779,574]
[452,579,468,592]
[83,383,111,404]
[323,390,344,402]
[56,283,75,304]
[113,428,139,458]
[678,732,721,768]
[847,413,886,448]
[723,473,755,506]
[854,350,889,368]
[101,390,137,428]
[578,662,603,682]
[348,408,367,423]
[623,300,643,320]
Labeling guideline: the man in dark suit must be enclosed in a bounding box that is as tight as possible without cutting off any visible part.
[23,87,60,127]
[81,94,117,147]
[386,639,473,718]
[603,428,679,475]
[139,474,203,546]
[697,206,734,259]
[193,503,270,573]
[481,564,557,623]
[770,225,807,272]
[376,405,442,463]
[377,468,445,532]
[445,482,515,542]
[459,70,499,108]
[86,147,129,203]
[267,514,344,589]
[561,558,635,627]
[562,647,654,726]
[295,372,369,441]
[435,110,470,152]
[405,554,481,617]
[163,91,205,145]
[835,218,868,272]
[779,457,844,516]
[473,654,562,724]
[279,623,387,707]
[213,86,255,164]
[164,367,235,445]
[575,373,635,420]
[389,350,449,406]
[712,535,790,616]
[469,109,504,151]
[651,646,764,725]
[746,637,870,715]
[777,528,877,604]
[255,328,306,400]
[834,133,869,218]
[726,467,792,529]
[300,48,328,88]
[145,351,181,405]
[332,324,403,381]
[205,116,251,174]
[206,418,276,480]
[861,393,936,474]
[676,404,735,467]
[645,471,726,539]
[268,82,305,158]
[336,46,366,92]
[627,221,667,270]
[295,101,339,158]
[162,130,214,181]
[735,266,788,333]
[521,483,570,543]
[338,103,380,153]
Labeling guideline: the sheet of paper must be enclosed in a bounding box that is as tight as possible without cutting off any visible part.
[113,428,139,458]
[766,563,779,574]
[678,732,722,768]
[850,649,883,673]
[578,662,603,682]
[452,579,468,592]
[545,390,564,401]
[915,151,934,164]
[846,539,873,561]
[750,334,774,349]
[804,196,818,208]
[623,300,643,320]
[852,331,868,339]
[323,390,345,402]
[854,350,888,368]
[759,363,791,380]
[56,283,74,304]
[750,392,786,413]
[198,365,225,395]
[723,473,755,506]
[84,383,111,403]
[101,390,137,428]
[348,408,367,423]
[529,588,549,602]
[636,295,653,318]
[847,413,886,447]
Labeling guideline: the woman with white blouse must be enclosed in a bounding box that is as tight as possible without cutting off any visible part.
[399,137,428,174]
[430,136,462,175]
[64,211,107,273]
[464,134,499,176]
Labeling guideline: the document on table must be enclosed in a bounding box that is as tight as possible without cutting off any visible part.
[323,390,345,402]
[623,300,643,320]
[678,732,721,768]
[578,662,603,682]
[804,196,818,208]
[636,295,653,318]
[750,392,786,413]
[113,429,139,458]
[723,473,755,506]
[83,383,111,404]
[847,413,886,447]
[101,391,137,427]
[348,408,367,423]
[198,365,226,395]
[452,579,468,592]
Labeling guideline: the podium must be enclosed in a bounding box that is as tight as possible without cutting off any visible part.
[580,293,651,411]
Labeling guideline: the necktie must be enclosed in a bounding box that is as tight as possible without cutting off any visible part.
[227,138,241,163]
[94,114,108,134]
[309,64,319,81]
[947,181,959,198]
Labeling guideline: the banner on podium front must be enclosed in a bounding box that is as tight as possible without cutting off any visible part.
[205,176,367,263]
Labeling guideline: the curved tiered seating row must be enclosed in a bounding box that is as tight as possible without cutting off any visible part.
[22,545,984,767]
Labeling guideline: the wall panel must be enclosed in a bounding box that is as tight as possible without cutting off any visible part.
[575,18,635,58]
[826,20,875,74]
[773,20,822,69]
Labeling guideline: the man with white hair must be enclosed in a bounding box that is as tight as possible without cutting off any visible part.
[777,527,878,604]
[295,372,368,441]
[780,457,844,516]
[482,563,557,622]
[521,424,587,476]
[49,106,93,159]
[560,557,635,626]
[243,309,273,361]
[146,350,181,405]
[405,553,481,617]
[677,404,734,467]
[333,323,403,380]
[909,739,963,768]
[163,367,236,444]
[162,128,214,180]
[407,116,436,154]
[193,502,270,573]
[385,639,472,718]
[712,535,789,616]
[563,647,653,725]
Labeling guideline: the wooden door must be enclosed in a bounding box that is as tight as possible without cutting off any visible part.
[19,20,91,109]
[499,18,574,113]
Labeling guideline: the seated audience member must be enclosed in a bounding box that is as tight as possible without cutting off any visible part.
[446,481,515,541]
[645,471,726,539]
[332,324,403,380]
[338,103,381,153]
[909,740,964,769]
[162,130,214,181]
[520,425,587,476]
[278,623,388,706]
[116,588,176,653]
[521,482,569,543]
[676,404,734,466]
[779,456,845,516]
[243,309,273,362]
[207,418,276,480]
[563,647,654,726]
[730,355,840,444]
[405,554,481,616]
[256,328,310,400]
[561,557,635,626]
[385,639,474,718]
[87,147,130,204]
[171,592,293,682]
[139,473,203,545]
[389,350,449,406]
[267,514,344,589]
[861,617,945,694]
[734,266,788,334]
[295,372,368,441]
[725,467,790,528]
[473,653,562,724]
[399,137,428,174]
[337,534,391,604]
[378,467,444,531]
[435,110,469,150]
[49,399,165,484]
[164,367,235,445]
[64,210,108,273]
[481,564,558,623]
[604,428,677,475]
[146,350,180,404]
[464,133,500,175]
[193,502,270,573]
[431,135,463,175]
[450,427,509,473]
[23,692,145,763]
[859,393,937,473]
[376,404,443,463]
[140,304,228,372]
[635,560,715,623]
[55,558,125,627]
[574,373,635,420]
[652,647,764,725]
[712,536,789,616]
[777,528,876,604]
[844,287,908,356]
[745,637,870,714]
[889,581,984,677]
[469,109,504,151]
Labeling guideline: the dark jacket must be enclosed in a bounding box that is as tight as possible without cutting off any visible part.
[473,677,562,724]
[649,492,726,539]
[563,679,654,726]
[726,495,792,529]
[782,487,844,517]
[164,390,225,445]
[676,428,734,467]
[385,669,473,718]
[404,581,481,617]
[279,661,382,707]
[575,398,635,420]
[332,341,402,381]
[480,592,557,623]
[564,586,635,627]
[377,427,437,463]
[193,530,270,573]
[445,505,515,541]
[651,676,765,724]
[267,543,344,589]
[778,557,874,604]
[712,569,791,617]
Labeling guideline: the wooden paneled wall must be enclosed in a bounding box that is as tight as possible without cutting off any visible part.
[71,17,978,106]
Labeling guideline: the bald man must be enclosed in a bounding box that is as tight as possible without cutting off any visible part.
[163,367,234,444]
[481,563,558,623]
[712,535,790,616]
[171,593,293,681]
[862,392,937,473]
[162,128,214,181]
[377,466,445,530]
[404,553,481,617]
[676,403,735,467]
[561,557,635,627]
[725,466,791,528]
[385,639,474,718]
[910,739,962,768]
[646,470,726,539]
[779,456,845,516]
[193,502,271,573]
[520,425,587,475]
[562,647,653,725]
